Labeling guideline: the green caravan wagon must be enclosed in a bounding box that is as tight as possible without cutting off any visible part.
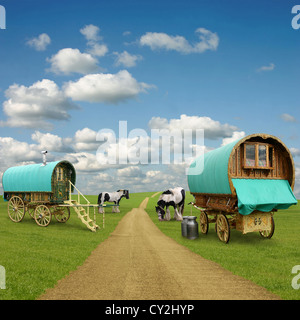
[187,133,298,243]
[2,161,76,227]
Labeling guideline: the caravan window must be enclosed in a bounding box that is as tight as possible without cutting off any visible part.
[56,167,64,181]
[244,143,273,169]
[245,144,255,167]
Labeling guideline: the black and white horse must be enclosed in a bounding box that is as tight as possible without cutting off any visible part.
[98,189,129,213]
[155,187,185,221]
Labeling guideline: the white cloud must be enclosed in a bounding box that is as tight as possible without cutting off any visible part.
[280,113,297,123]
[73,128,100,151]
[290,147,300,157]
[26,33,51,51]
[140,28,219,54]
[117,166,145,178]
[257,63,275,72]
[80,24,102,42]
[87,43,108,57]
[64,70,153,104]
[148,114,238,140]
[1,79,78,129]
[114,51,143,67]
[0,137,41,164]
[80,24,108,58]
[47,48,99,75]
[221,131,246,146]
[31,131,73,153]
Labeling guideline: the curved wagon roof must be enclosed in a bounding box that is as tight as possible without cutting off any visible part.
[2,160,76,193]
[187,133,297,215]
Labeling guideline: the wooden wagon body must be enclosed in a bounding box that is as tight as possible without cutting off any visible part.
[2,160,77,227]
[187,133,298,243]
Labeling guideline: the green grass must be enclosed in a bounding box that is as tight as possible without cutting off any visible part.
[1,191,299,300]
[0,192,152,300]
[146,192,300,300]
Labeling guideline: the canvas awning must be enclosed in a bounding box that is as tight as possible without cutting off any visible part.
[232,179,298,215]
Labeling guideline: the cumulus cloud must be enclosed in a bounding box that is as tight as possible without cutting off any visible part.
[80,24,102,42]
[148,114,238,140]
[26,33,51,51]
[64,70,154,104]
[117,166,145,178]
[31,131,73,153]
[73,128,100,151]
[1,79,78,129]
[0,137,42,164]
[114,51,143,67]
[47,48,99,75]
[280,113,297,123]
[140,28,219,54]
[87,43,108,57]
[221,131,246,146]
[80,24,108,57]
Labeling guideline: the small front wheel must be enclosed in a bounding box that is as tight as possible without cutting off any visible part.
[54,207,70,223]
[259,216,275,239]
[34,205,51,227]
[199,211,209,234]
[216,214,230,243]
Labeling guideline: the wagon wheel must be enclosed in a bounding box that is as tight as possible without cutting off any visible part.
[54,207,70,223]
[8,196,25,223]
[199,211,209,234]
[259,216,275,239]
[34,205,51,227]
[27,206,36,219]
[216,214,230,243]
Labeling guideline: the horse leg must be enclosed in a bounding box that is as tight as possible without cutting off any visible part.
[175,204,183,221]
[116,201,120,212]
[165,206,171,221]
[98,203,104,214]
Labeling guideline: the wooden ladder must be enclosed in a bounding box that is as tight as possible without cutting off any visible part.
[65,181,99,232]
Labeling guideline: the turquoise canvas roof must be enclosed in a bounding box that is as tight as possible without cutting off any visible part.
[232,179,298,215]
[187,139,240,194]
[2,161,75,193]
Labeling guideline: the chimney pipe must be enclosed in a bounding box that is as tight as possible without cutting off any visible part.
[41,151,48,166]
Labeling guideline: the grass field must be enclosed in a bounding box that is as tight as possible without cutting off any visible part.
[0,191,299,300]
[0,192,152,300]
[146,193,300,300]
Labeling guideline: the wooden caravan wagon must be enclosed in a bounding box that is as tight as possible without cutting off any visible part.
[2,160,99,231]
[187,133,298,243]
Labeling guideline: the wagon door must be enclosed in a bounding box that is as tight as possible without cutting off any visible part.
[53,166,69,203]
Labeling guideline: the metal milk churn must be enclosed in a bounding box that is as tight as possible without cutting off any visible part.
[181,216,189,237]
[187,216,199,240]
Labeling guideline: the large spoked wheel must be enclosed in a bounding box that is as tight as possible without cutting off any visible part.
[8,196,25,223]
[34,205,51,227]
[54,207,70,223]
[259,216,275,239]
[199,211,209,234]
[216,213,230,243]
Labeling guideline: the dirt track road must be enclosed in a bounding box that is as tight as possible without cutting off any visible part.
[38,197,280,300]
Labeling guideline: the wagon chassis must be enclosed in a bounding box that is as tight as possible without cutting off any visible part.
[6,179,109,232]
[189,202,275,243]
[7,195,71,227]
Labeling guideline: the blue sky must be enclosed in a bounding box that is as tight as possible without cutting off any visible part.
[0,0,299,195]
